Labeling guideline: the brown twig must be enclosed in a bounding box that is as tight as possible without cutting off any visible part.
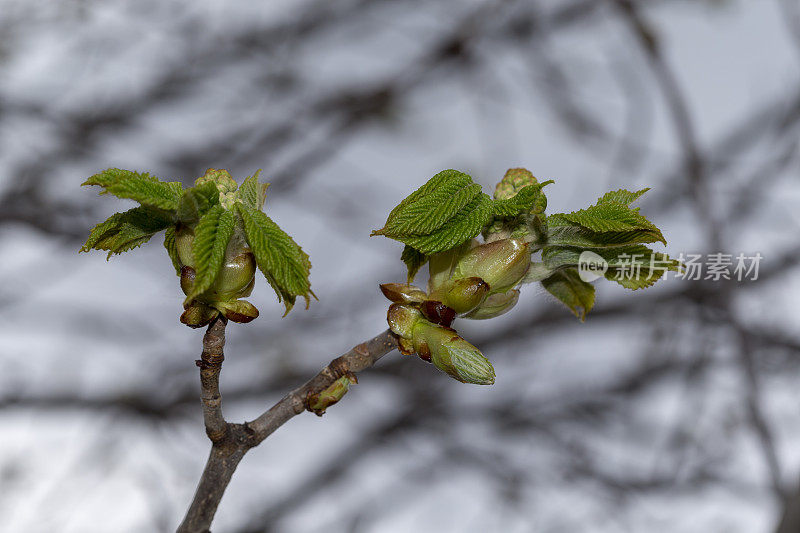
[197,317,228,442]
[176,328,398,533]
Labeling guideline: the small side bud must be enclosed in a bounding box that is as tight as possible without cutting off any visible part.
[180,303,219,328]
[307,373,358,416]
[411,320,495,385]
[387,303,423,339]
[463,289,520,320]
[216,299,259,323]
[420,300,456,327]
[453,239,530,294]
[180,265,196,296]
[397,337,415,356]
[379,283,427,304]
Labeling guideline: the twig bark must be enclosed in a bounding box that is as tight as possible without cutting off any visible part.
[177,328,398,533]
[198,317,228,442]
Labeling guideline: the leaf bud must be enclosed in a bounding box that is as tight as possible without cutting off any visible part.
[180,302,219,328]
[463,289,519,320]
[429,276,489,315]
[216,299,259,323]
[386,303,423,340]
[379,283,428,304]
[307,373,358,416]
[411,320,495,385]
[493,168,538,200]
[452,238,530,294]
[213,252,256,300]
[180,265,196,296]
[420,300,456,327]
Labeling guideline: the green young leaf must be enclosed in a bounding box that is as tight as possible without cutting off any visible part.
[80,206,174,257]
[374,171,478,237]
[401,245,428,283]
[595,188,649,206]
[541,269,595,321]
[82,168,182,211]
[546,224,665,249]
[541,244,679,291]
[399,193,493,255]
[373,170,495,279]
[491,181,552,218]
[187,205,236,300]
[236,204,312,315]
[551,202,665,244]
[177,182,221,224]
[383,169,468,223]
[603,251,680,290]
[163,226,181,275]
[236,171,269,210]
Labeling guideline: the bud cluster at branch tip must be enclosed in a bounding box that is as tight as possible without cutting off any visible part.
[373,166,676,384]
[80,166,313,328]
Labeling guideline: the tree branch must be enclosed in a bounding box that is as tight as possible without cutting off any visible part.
[198,317,229,442]
[177,328,399,532]
[246,329,399,443]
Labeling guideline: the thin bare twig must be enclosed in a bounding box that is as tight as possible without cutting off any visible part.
[177,329,399,532]
[198,317,228,442]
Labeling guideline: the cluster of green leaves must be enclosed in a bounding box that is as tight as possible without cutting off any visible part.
[375,169,677,322]
[81,168,312,316]
[537,188,679,319]
[372,169,549,281]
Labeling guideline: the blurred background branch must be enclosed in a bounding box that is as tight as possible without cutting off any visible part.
[0,0,798,532]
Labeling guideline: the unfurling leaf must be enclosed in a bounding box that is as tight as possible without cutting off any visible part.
[547,187,665,245]
[177,182,220,224]
[541,243,679,288]
[373,170,494,277]
[401,245,427,283]
[237,204,313,315]
[541,188,677,306]
[81,206,174,258]
[491,181,552,218]
[541,269,595,321]
[187,205,236,300]
[236,171,269,210]
[82,168,183,211]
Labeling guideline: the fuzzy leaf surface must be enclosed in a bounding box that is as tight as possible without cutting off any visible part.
[83,168,182,210]
[374,170,478,237]
[398,193,493,255]
[541,269,595,321]
[236,171,269,210]
[80,206,174,257]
